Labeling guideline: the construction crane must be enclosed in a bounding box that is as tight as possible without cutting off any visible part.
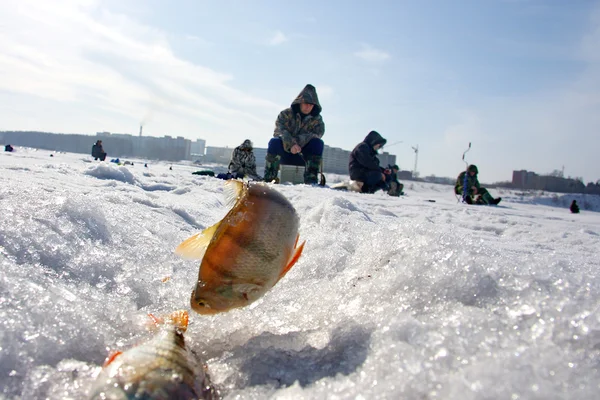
[411,145,419,176]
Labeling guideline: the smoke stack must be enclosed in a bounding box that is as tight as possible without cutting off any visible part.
[139,125,143,137]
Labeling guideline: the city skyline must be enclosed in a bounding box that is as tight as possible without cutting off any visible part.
[1,1,599,182]
[5,129,599,187]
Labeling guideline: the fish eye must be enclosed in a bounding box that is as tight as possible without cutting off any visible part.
[197,300,209,308]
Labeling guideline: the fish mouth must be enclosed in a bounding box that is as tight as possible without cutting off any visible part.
[190,294,221,315]
[191,306,220,315]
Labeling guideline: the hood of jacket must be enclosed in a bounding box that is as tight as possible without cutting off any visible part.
[291,84,322,116]
[240,139,253,150]
[363,131,387,148]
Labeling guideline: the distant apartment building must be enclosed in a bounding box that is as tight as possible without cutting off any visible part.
[424,175,454,185]
[397,170,414,180]
[512,169,585,193]
[0,131,193,161]
[99,132,191,161]
[376,151,397,170]
[202,144,397,176]
[190,139,206,156]
[323,145,351,174]
[204,146,234,165]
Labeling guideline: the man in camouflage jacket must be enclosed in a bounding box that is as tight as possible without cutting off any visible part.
[263,84,325,184]
[228,139,260,180]
[455,164,501,205]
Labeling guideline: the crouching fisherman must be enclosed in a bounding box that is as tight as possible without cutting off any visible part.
[455,164,501,205]
[227,139,261,180]
[387,164,404,196]
[348,130,391,194]
[91,140,107,161]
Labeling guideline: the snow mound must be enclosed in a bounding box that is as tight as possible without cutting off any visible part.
[84,163,137,185]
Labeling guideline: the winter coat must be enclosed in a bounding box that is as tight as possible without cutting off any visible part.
[91,142,104,158]
[387,167,399,184]
[348,131,387,181]
[228,140,258,177]
[455,171,481,196]
[273,84,325,152]
[570,200,580,214]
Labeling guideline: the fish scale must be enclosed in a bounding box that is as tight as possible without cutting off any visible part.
[89,311,218,400]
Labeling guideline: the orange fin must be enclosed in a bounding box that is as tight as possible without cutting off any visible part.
[223,179,245,208]
[102,350,123,367]
[278,238,305,281]
[166,310,189,333]
[175,221,221,259]
[146,310,189,333]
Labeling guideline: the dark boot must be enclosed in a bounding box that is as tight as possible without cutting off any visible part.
[464,195,473,204]
[263,153,281,183]
[388,182,399,196]
[491,197,502,205]
[304,155,322,185]
[481,191,494,205]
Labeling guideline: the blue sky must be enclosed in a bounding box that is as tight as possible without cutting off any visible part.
[1,0,599,183]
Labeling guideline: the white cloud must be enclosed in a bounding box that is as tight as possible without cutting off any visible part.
[268,31,288,46]
[354,44,391,63]
[315,85,334,101]
[0,0,281,143]
[580,5,600,63]
[442,110,484,145]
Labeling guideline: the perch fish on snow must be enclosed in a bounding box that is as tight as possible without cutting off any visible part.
[89,310,218,400]
[176,180,305,315]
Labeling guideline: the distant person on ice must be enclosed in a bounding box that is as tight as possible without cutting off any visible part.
[4,144,14,152]
[570,200,580,214]
[348,131,392,194]
[228,139,260,180]
[263,84,325,185]
[91,140,107,161]
[387,164,404,196]
[455,164,501,205]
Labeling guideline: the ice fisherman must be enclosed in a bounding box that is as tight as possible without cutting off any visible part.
[570,200,580,214]
[455,164,502,205]
[91,140,107,161]
[228,139,260,180]
[348,131,392,194]
[263,84,325,185]
[387,164,404,196]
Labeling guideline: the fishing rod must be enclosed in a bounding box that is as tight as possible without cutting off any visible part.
[461,142,471,202]
[385,140,404,148]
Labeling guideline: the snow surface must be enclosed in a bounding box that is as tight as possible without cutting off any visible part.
[1,148,599,400]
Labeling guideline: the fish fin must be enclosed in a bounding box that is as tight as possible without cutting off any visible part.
[223,179,245,208]
[146,310,189,333]
[102,350,123,367]
[232,283,263,302]
[147,313,161,326]
[278,238,305,281]
[175,221,222,259]
[166,310,189,333]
